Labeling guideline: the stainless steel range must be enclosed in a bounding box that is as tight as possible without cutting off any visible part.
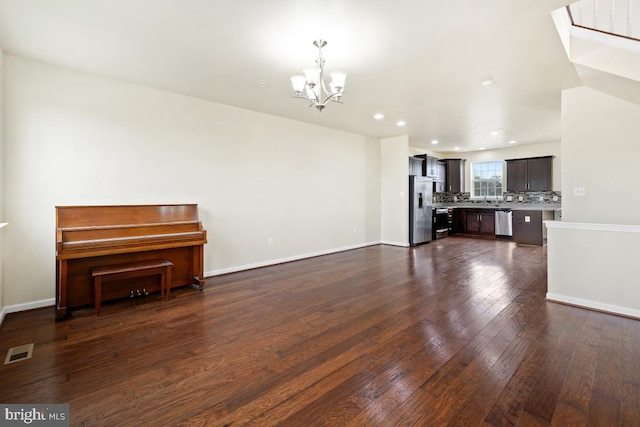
[433,208,449,239]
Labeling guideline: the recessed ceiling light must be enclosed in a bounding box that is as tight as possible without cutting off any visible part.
[453,147,460,151]
[431,139,439,145]
[481,79,494,88]
[479,147,486,150]
[396,121,406,127]
[509,140,517,144]
[490,131,499,136]
[374,113,384,120]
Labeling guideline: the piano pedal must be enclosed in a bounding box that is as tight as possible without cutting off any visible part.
[129,289,152,298]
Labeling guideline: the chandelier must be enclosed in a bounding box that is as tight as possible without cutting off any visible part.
[290,40,347,113]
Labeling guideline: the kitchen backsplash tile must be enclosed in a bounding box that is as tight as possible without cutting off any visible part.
[502,191,562,204]
[434,191,561,205]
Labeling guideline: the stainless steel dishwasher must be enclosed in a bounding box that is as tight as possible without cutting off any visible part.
[495,209,513,237]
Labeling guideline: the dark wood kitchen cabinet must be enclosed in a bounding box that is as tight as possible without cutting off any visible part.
[512,209,554,246]
[465,211,480,234]
[451,208,464,234]
[506,159,528,191]
[444,159,465,193]
[414,154,440,179]
[528,157,553,190]
[506,156,553,191]
[464,209,495,235]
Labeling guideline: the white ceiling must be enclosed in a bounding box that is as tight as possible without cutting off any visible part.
[0,0,581,152]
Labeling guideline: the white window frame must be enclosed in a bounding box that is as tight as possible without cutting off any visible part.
[470,161,505,200]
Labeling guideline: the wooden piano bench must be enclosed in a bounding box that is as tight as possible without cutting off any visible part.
[91,259,174,316]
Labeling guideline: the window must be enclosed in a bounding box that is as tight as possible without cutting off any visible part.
[471,161,504,199]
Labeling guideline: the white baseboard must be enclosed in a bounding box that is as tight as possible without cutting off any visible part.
[546,293,640,319]
[0,298,55,327]
[205,241,382,277]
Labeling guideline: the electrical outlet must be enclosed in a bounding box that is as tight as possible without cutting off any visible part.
[518,196,523,201]
[506,195,513,202]
[525,216,531,223]
[573,187,586,196]
[539,196,544,202]
[268,237,274,246]
[552,196,558,201]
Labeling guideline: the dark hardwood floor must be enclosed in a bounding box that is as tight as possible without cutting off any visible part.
[1,236,639,426]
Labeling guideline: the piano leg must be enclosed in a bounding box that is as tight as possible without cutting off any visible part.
[193,245,205,291]
[56,259,69,321]
[56,308,68,321]
[193,277,205,291]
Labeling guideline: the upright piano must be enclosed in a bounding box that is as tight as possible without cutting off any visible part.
[55,204,207,319]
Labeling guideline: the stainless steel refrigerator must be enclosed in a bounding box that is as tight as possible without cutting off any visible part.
[409,175,433,245]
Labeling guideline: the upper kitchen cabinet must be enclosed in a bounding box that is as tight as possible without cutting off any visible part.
[506,156,553,191]
[528,157,553,190]
[409,156,423,176]
[437,161,446,181]
[435,161,446,192]
[444,159,466,193]
[506,159,528,191]
[414,154,440,179]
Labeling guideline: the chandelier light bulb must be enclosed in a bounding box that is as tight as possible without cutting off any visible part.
[290,75,306,95]
[330,71,347,91]
[303,68,321,86]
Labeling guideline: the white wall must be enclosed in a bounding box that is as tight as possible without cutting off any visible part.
[547,223,640,318]
[381,136,409,246]
[3,56,381,306]
[547,86,640,317]
[561,87,640,224]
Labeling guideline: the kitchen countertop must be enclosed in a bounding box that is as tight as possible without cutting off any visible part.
[434,203,561,211]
